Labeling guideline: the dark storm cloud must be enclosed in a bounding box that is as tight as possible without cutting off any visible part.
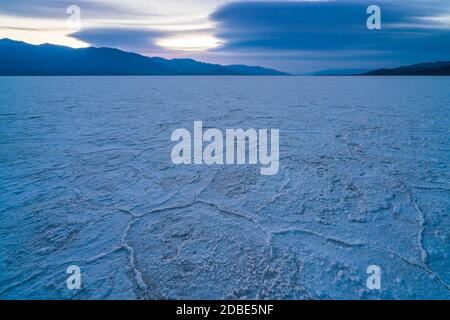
[210,1,450,63]
[70,28,165,51]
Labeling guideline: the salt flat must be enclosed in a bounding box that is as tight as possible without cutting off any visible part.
[0,76,449,299]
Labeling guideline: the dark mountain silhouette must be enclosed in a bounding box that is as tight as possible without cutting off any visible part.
[362,61,450,76]
[310,68,370,76]
[0,38,288,76]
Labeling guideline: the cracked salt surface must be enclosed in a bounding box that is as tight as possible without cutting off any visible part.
[0,76,449,299]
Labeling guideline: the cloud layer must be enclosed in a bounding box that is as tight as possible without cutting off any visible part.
[210,1,450,71]
[1,0,449,72]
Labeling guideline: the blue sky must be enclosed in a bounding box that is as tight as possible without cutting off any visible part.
[0,0,449,73]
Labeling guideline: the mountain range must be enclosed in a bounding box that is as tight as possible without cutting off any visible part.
[0,38,288,76]
[362,61,450,76]
[309,68,370,76]
[1,38,449,76]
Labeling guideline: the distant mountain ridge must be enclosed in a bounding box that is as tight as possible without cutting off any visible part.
[362,61,450,76]
[0,38,288,76]
[310,68,370,76]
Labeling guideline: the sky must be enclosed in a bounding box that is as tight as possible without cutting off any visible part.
[0,0,449,73]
